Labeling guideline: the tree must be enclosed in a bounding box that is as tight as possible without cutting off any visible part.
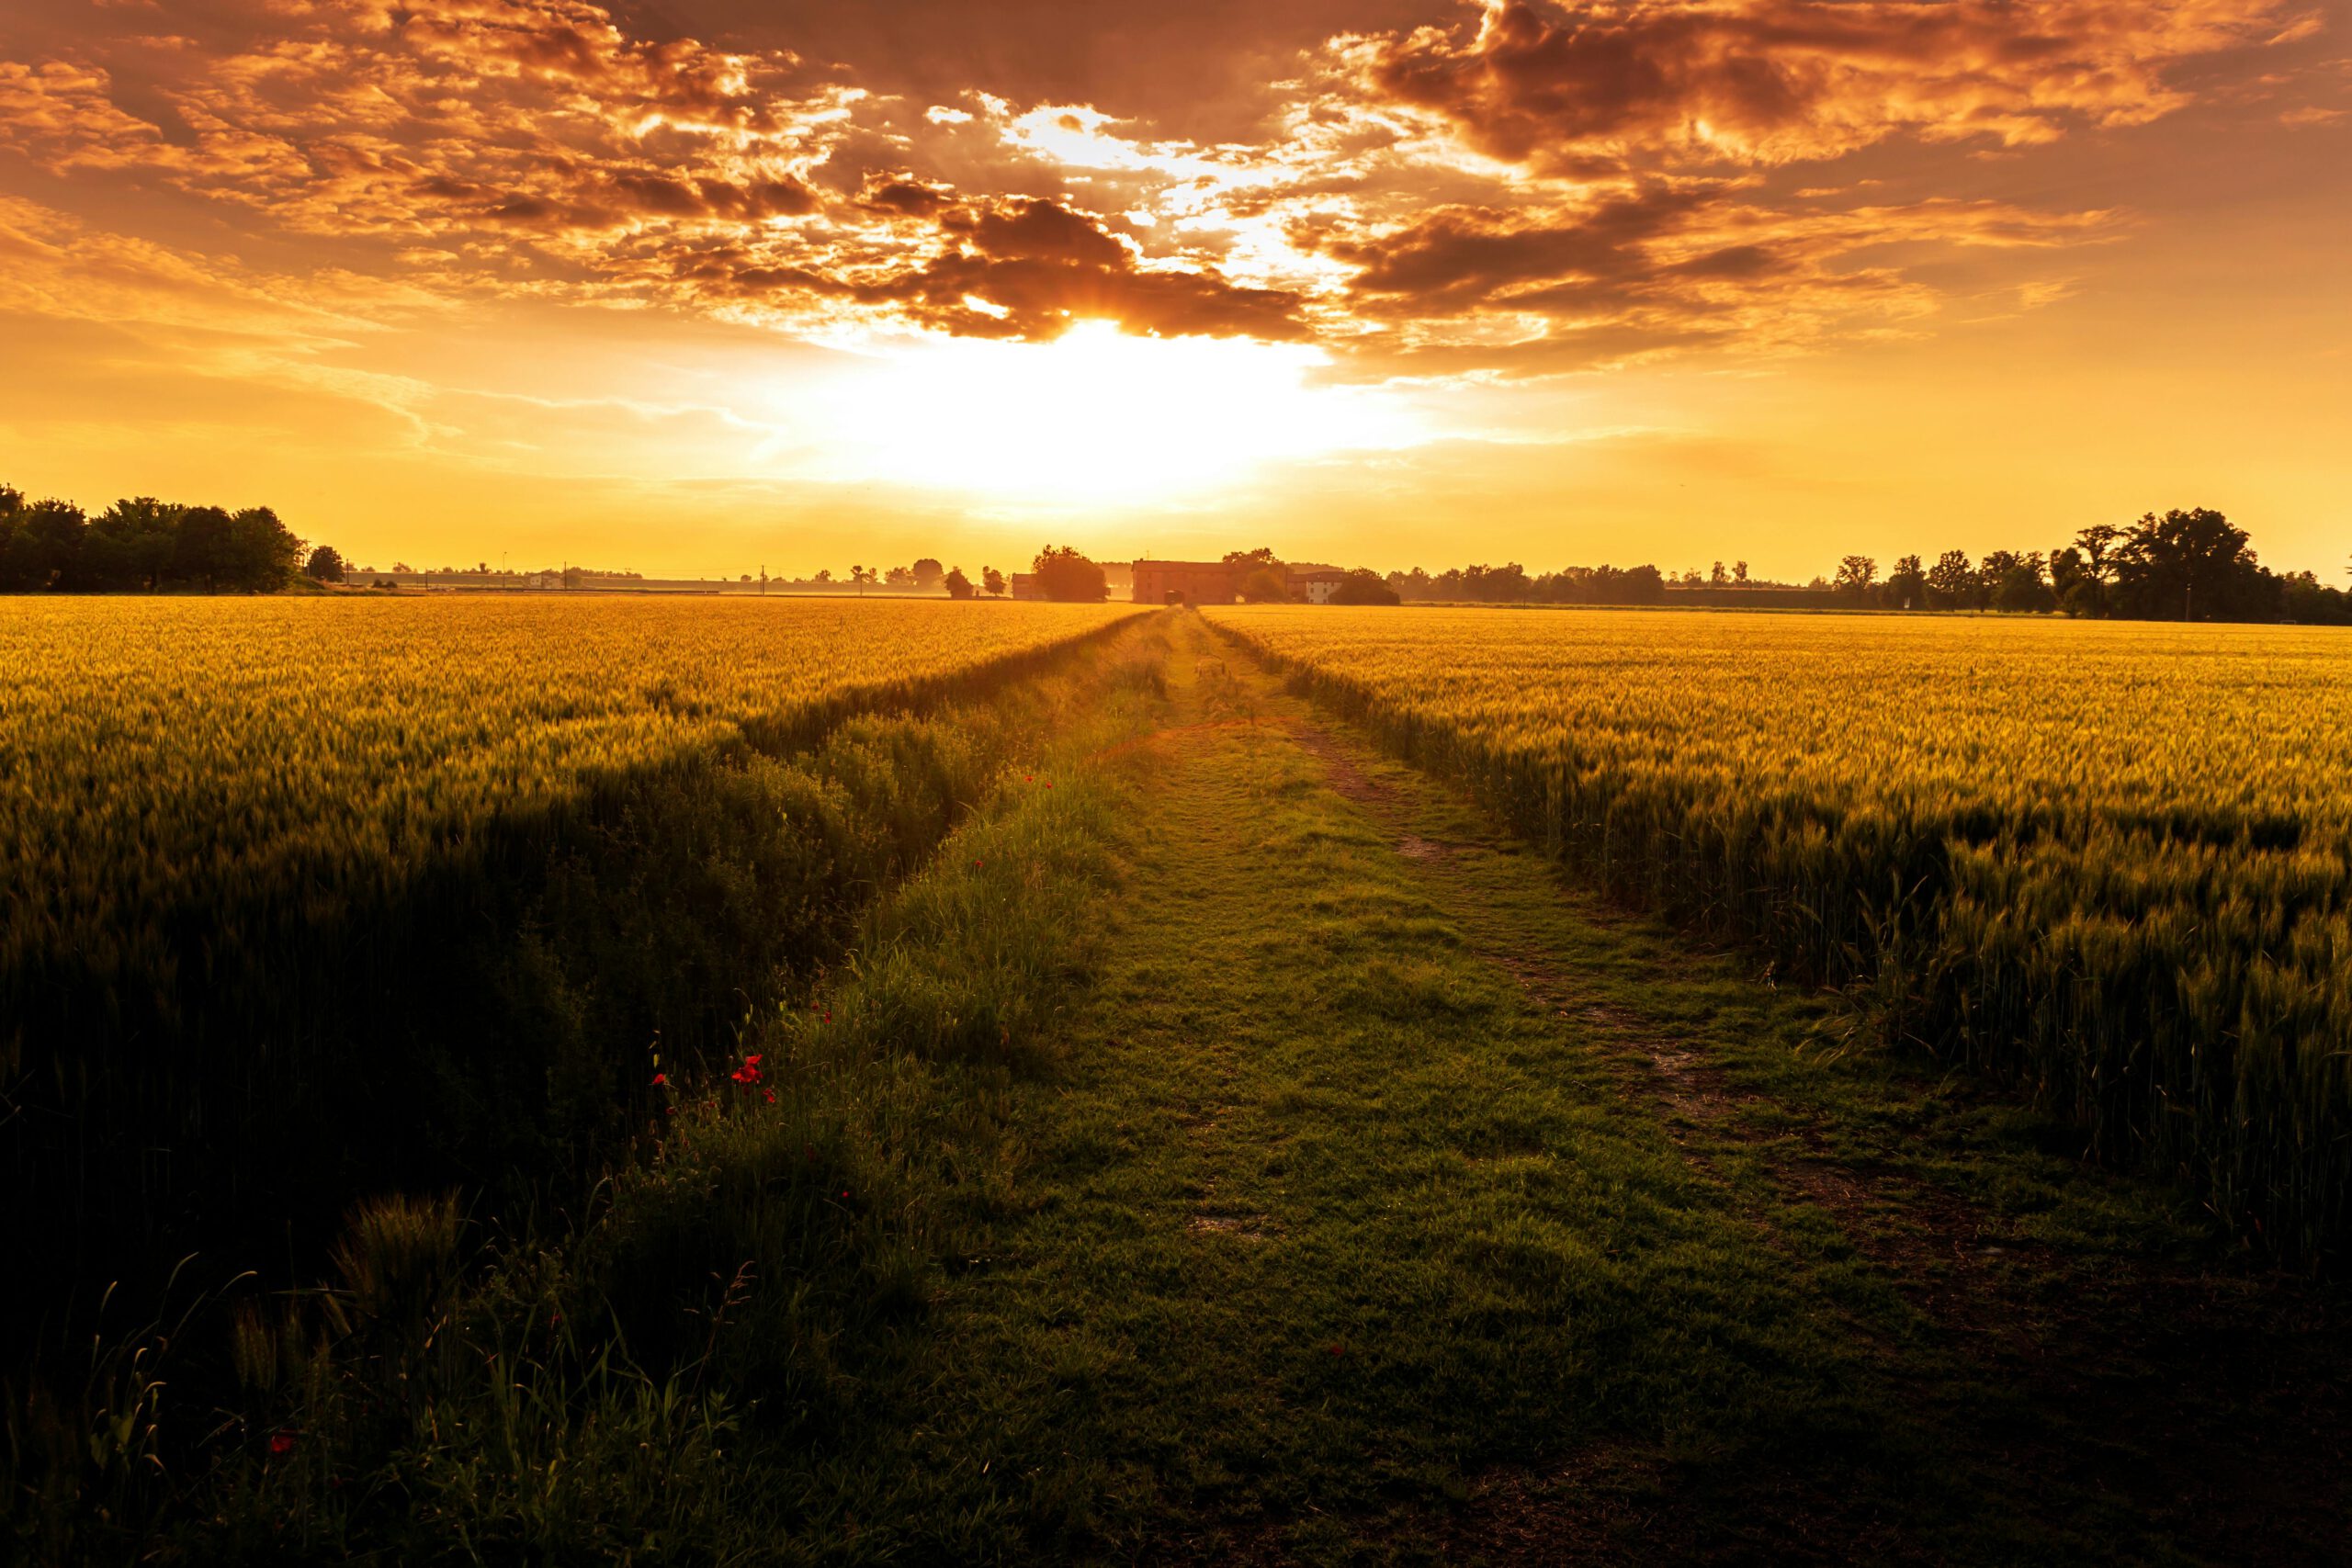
[2110,507,2272,621]
[1223,547,1279,568]
[944,566,975,600]
[1926,549,1976,609]
[87,497,178,590]
[1460,562,1532,601]
[171,505,236,591]
[2279,570,2352,626]
[2050,547,2099,615]
[911,558,945,590]
[0,490,26,592]
[1584,563,1666,604]
[2074,523,2124,585]
[1834,554,1877,598]
[1988,552,2054,613]
[885,564,915,588]
[982,566,1006,597]
[1733,559,1749,586]
[9,498,90,589]
[224,506,303,591]
[306,545,346,582]
[1710,560,1728,586]
[1885,553,1927,609]
[1032,545,1107,602]
[850,564,876,593]
[1237,566,1291,602]
[0,491,80,592]
[1329,568,1400,605]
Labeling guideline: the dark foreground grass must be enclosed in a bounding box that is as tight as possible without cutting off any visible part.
[19,611,2346,1562]
[9,622,1174,1562]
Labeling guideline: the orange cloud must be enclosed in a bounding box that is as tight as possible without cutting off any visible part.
[1341,0,2295,171]
[0,0,2313,372]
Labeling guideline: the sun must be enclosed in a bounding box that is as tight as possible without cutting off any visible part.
[797,321,1423,504]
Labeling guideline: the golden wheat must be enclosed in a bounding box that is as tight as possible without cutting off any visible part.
[0,595,1134,981]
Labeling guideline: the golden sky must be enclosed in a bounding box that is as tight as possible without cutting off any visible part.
[2,0,2346,579]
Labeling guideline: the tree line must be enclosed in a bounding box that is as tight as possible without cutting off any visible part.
[799,559,1008,597]
[1366,509,2346,624]
[0,484,332,594]
[1826,509,2351,625]
[1379,561,1669,605]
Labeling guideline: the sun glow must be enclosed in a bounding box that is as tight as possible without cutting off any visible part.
[802,321,1425,503]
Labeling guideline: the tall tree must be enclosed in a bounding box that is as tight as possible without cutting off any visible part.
[1237,566,1290,602]
[910,558,945,589]
[943,566,974,600]
[88,498,179,590]
[981,566,1005,597]
[1329,568,1399,605]
[224,506,302,591]
[2073,523,2125,583]
[1885,553,1927,609]
[1032,545,1107,602]
[173,505,235,592]
[1926,549,1976,609]
[2111,508,2272,621]
[17,498,91,590]
[1834,555,1878,598]
[1984,550,2054,613]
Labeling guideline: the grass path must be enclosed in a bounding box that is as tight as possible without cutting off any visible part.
[882,615,2346,1564]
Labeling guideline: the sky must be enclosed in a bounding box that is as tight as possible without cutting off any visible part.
[1,0,2346,580]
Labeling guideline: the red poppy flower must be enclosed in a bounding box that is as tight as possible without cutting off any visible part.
[650,1072,668,1087]
[268,1431,297,1456]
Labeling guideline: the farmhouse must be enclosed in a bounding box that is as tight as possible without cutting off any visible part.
[1009,571,1046,601]
[1287,567,1348,604]
[1130,559,1247,604]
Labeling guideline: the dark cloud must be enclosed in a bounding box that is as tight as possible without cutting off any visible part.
[1349,0,2291,170]
[857,175,955,218]
[0,0,2299,367]
[1317,186,1718,310]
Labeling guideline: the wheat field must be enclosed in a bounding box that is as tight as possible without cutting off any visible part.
[0,595,1139,1308]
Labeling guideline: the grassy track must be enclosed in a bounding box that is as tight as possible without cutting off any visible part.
[877,614,2347,1562]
